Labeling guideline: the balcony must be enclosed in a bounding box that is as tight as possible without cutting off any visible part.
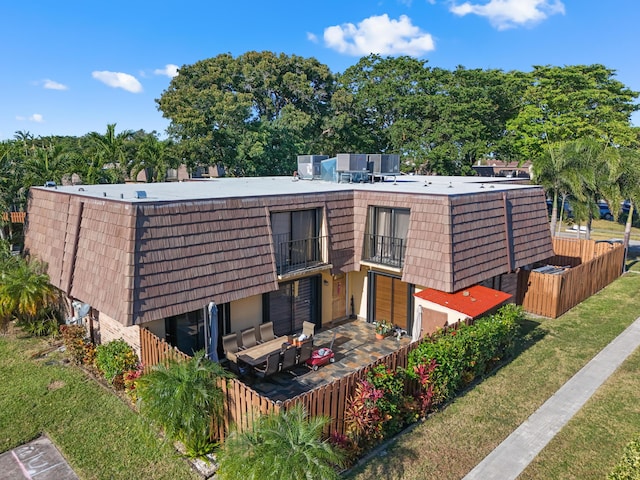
[363,233,406,268]
[274,234,328,276]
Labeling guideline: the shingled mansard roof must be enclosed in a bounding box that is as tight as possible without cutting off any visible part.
[24,176,553,327]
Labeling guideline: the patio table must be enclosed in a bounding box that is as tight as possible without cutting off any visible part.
[237,336,290,367]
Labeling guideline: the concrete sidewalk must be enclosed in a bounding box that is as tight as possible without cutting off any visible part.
[464,316,640,480]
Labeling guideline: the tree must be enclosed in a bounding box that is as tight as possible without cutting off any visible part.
[136,350,233,458]
[128,133,177,182]
[157,51,335,176]
[507,65,639,160]
[216,403,345,480]
[532,140,591,236]
[0,256,57,332]
[84,124,135,183]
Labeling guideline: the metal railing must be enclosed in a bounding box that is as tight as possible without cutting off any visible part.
[274,234,327,275]
[363,233,406,268]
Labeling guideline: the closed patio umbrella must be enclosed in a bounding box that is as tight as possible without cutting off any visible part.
[207,302,219,362]
[412,305,422,343]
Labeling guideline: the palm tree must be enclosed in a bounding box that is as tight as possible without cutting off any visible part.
[129,135,176,182]
[136,350,233,458]
[0,257,57,332]
[216,403,345,480]
[532,140,590,236]
[86,124,135,183]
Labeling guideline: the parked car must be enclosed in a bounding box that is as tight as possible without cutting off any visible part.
[598,201,614,221]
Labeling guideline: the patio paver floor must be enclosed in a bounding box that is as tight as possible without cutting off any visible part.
[244,318,412,401]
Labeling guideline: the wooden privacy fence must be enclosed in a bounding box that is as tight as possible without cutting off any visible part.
[517,238,625,318]
[139,327,190,371]
[139,327,422,442]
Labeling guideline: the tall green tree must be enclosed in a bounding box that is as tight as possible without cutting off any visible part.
[507,64,639,159]
[216,403,344,480]
[84,124,135,183]
[157,51,335,176]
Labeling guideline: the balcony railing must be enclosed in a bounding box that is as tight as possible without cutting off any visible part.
[274,234,327,275]
[363,233,406,268]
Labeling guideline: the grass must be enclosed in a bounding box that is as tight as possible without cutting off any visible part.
[347,273,640,480]
[0,330,198,480]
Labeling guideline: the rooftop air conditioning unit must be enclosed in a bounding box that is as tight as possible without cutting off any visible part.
[336,153,368,172]
[297,155,328,179]
[368,154,400,174]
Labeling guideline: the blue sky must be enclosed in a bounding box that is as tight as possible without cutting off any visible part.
[2,0,639,140]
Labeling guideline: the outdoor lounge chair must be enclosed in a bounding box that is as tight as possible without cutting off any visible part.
[280,345,298,371]
[254,350,281,379]
[258,322,276,343]
[241,327,257,349]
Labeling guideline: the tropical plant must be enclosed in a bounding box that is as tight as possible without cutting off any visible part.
[0,256,58,335]
[60,324,90,364]
[216,403,345,480]
[94,339,139,388]
[136,350,233,459]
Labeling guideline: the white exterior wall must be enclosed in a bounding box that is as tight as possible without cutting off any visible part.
[414,297,470,325]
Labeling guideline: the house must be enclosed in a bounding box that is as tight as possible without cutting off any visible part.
[23,172,553,360]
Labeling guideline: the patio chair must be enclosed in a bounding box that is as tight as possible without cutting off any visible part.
[222,333,240,372]
[302,321,315,339]
[240,327,257,349]
[297,340,313,365]
[258,322,276,343]
[254,350,282,379]
[280,345,298,372]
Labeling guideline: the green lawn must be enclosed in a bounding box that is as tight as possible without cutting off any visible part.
[0,332,198,480]
[348,272,640,480]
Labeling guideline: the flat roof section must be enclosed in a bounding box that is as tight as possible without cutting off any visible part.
[415,285,513,319]
[31,175,536,203]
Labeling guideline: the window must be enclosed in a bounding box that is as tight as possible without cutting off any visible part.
[364,207,410,267]
[271,209,324,274]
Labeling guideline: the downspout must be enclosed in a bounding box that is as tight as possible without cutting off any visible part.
[503,192,513,273]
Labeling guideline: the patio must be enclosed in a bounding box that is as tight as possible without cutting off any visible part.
[241,318,413,402]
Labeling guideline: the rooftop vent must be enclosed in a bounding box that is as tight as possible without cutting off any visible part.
[44,181,57,188]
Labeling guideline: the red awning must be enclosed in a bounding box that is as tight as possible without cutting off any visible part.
[414,285,512,319]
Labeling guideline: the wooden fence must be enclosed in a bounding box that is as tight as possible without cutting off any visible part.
[517,238,625,318]
[139,327,191,371]
[1,212,26,223]
[139,327,422,441]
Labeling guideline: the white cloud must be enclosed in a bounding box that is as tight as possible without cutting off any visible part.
[307,32,319,43]
[42,79,68,90]
[92,71,143,93]
[15,114,44,123]
[324,14,435,56]
[153,64,179,78]
[450,0,565,30]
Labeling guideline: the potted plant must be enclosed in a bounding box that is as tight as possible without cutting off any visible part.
[373,319,393,339]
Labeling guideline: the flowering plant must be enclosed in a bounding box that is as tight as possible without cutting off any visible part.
[374,319,393,335]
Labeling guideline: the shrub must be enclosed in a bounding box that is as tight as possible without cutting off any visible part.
[123,363,144,404]
[609,436,640,480]
[60,324,88,365]
[366,364,411,436]
[408,304,522,404]
[136,350,233,459]
[217,403,345,480]
[343,379,385,452]
[94,339,139,388]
